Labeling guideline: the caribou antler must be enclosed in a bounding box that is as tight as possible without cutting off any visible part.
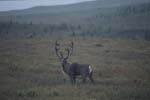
[65,48,70,59]
[70,41,74,56]
[55,41,74,60]
[55,41,62,59]
[65,41,74,59]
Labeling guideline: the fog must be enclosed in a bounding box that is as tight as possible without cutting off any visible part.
[0,0,94,11]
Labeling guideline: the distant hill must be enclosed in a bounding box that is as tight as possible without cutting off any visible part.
[0,0,150,39]
[0,0,149,15]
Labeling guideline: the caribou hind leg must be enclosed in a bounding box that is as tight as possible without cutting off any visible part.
[88,65,95,84]
[89,72,95,84]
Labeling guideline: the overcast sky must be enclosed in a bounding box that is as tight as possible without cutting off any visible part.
[0,0,94,11]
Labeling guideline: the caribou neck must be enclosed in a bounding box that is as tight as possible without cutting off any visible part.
[62,61,70,75]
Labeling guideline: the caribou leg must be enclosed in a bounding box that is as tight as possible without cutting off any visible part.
[70,76,76,84]
[82,75,87,83]
[89,73,95,84]
[82,78,87,83]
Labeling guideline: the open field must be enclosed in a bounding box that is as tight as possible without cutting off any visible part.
[0,37,150,100]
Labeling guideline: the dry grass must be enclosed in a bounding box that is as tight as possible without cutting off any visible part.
[0,36,150,100]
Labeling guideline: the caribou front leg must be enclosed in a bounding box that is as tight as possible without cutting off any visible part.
[70,75,76,84]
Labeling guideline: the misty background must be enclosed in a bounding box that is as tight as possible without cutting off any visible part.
[0,0,94,11]
[0,0,149,39]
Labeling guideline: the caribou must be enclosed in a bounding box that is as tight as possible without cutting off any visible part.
[55,41,94,84]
